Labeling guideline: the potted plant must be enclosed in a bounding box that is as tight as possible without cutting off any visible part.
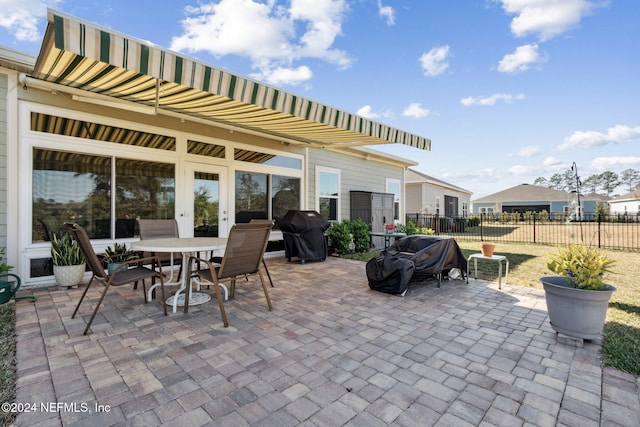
[540,244,616,339]
[103,242,137,274]
[51,232,86,288]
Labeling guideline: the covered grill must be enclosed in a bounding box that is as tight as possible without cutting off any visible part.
[278,210,330,263]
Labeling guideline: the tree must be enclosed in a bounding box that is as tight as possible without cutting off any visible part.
[599,171,620,197]
[548,173,565,190]
[581,174,602,194]
[563,170,577,193]
[534,176,549,187]
[620,168,640,192]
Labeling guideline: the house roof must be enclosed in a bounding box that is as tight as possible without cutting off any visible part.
[472,183,606,203]
[0,46,36,73]
[405,168,472,195]
[609,190,640,203]
[27,9,431,152]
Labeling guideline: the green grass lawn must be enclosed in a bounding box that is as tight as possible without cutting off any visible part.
[0,303,16,426]
[346,241,640,376]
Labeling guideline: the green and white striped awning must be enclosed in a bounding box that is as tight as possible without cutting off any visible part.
[31,9,430,151]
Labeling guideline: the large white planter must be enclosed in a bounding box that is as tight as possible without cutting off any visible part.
[540,276,616,340]
[54,263,86,288]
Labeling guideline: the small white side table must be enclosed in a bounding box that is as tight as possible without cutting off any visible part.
[466,253,509,289]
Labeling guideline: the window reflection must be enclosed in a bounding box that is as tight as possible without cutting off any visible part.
[33,149,111,241]
[116,159,175,237]
[235,172,268,223]
[272,176,300,223]
[234,172,300,224]
[318,170,339,221]
[32,149,175,241]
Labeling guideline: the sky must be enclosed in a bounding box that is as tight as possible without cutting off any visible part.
[1,0,639,199]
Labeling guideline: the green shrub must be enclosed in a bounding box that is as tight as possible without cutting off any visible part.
[327,220,373,254]
[326,221,352,255]
[346,219,371,253]
[396,222,418,235]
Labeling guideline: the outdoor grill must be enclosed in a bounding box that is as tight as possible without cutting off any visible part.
[277,210,330,263]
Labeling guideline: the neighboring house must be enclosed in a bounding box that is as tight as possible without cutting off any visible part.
[608,190,640,216]
[0,10,430,287]
[471,184,608,217]
[404,168,472,217]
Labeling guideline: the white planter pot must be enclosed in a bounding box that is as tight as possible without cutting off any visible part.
[54,263,86,288]
[540,276,616,340]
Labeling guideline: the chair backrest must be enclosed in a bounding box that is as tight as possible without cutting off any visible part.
[65,223,106,279]
[218,224,271,279]
[137,219,180,240]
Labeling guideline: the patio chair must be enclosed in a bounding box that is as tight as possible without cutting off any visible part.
[137,219,183,281]
[187,223,273,327]
[65,222,167,335]
[248,219,275,287]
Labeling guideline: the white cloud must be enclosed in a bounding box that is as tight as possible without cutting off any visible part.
[558,124,640,151]
[544,156,562,166]
[377,1,395,26]
[402,103,431,118]
[419,45,450,77]
[497,0,599,41]
[497,44,546,74]
[507,164,538,175]
[357,105,379,119]
[516,145,540,157]
[170,0,351,86]
[357,105,393,119]
[590,157,640,170]
[460,93,525,107]
[0,0,58,42]
[251,65,313,86]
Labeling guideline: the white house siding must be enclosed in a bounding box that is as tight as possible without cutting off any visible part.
[0,73,6,248]
[609,200,640,215]
[306,148,404,222]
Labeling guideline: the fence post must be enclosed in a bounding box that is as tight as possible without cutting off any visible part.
[533,214,536,244]
[597,213,602,248]
[480,214,484,241]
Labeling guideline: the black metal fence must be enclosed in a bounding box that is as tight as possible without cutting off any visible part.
[405,213,640,251]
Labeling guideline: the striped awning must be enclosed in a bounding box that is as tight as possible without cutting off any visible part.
[31,9,430,151]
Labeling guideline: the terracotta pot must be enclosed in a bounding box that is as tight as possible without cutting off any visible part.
[481,243,495,257]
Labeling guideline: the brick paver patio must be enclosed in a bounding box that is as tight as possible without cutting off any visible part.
[12,256,640,426]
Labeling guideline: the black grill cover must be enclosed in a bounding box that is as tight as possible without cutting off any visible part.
[366,235,467,295]
[278,210,330,263]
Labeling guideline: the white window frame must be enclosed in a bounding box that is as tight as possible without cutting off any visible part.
[316,166,341,221]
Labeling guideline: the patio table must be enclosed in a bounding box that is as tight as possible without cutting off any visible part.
[465,253,509,289]
[131,237,227,313]
[369,231,406,249]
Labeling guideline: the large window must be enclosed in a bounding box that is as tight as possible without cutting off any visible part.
[235,171,300,223]
[317,167,340,221]
[33,148,175,242]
